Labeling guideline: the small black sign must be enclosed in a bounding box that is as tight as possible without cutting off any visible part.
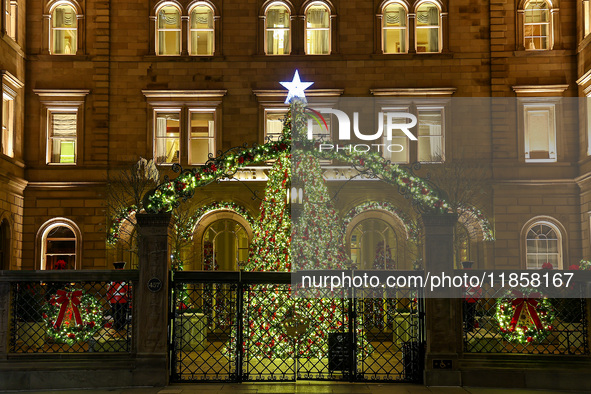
[432,359,453,369]
[328,332,352,372]
[147,277,163,293]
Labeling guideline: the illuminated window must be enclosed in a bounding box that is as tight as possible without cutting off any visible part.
[382,2,407,54]
[47,109,77,164]
[1,87,15,158]
[189,3,214,56]
[202,219,249,271]
[350,218,397,270]
[382,108,410,164]
[415,2,441,53]
[265,109,287,141]
[524,0,551,50]
[154,110,180,164]
[41,223,78,270]
[305,2,330,55]
[265,3,290,55]
[189,110,215,164]
[50,3,77,55]
[156,4,181,55]
[5,0,17,40]
[524,103,556,162]
[417,107,444,162]
[525,222,562,269]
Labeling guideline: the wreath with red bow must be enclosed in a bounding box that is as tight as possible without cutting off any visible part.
[495,289,555,344]
[42,289,102,345]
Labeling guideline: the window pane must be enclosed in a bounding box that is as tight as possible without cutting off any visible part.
[190,139,212,164]
[267,6,289,28]
[190,31,213,55]
[416,3,439,53]
[189,112,215,165]
[416,3,439,26]
[418,109,443,162]
[158,6,181,29]
[383,112,409,163]
[1,95,14,157]
[266,5,290,55]
[191,6,213,29]
[51,113,77,136]
[158,31,181,55]
[307,30,330,55]
[384,4,406,27]
[155,112,180,164]
[52,5,76,28]
[384,29,406,53]
[266,112,286,141]
[306,5,329,28]
[525,106,555,160]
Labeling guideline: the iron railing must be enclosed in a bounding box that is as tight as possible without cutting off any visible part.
[2,270,137,354]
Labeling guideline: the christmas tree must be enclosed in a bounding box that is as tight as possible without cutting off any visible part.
[232,100,370,360]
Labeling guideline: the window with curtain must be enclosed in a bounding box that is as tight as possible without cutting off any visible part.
[202,219,249,271]
[382,108,410,163]
[157,5,181,55]
[350,218,397,270]
[189,110,215,164]
[190,4,214,56]
[42,225,77,270]
[1,90,14,157]
[51,4,77,55]
[383,2,407,54]
[306,3,330,55]
[524,0,551,50]
[265,110,287,141]
[417,107,444,162]
[154,110,180,164]
[524,103,556,162]
[265,4,290,55]
[415,2,440,53]
[48,110,77,164]
[526,222,561,269]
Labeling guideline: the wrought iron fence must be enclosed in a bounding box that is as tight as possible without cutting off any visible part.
[463,282,589,355]
[170,271,425,383]
[6,271,136,354]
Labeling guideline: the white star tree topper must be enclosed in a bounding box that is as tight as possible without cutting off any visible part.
[280,70,314,104]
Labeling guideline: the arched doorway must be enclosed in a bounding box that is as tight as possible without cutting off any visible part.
[202,218,249,271]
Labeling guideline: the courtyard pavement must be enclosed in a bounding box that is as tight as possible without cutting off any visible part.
[1,383,587,394]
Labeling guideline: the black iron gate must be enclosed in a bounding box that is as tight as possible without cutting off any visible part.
[169,271,424,383]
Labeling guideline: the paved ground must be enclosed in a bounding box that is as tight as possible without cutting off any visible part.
[2,383,587,394]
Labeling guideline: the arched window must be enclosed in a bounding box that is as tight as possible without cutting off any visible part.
[524,0,551,50]
[525,221,562,269]
[156,3,181,56]
[350,218,397,270]
[415,1,440,53]
[40,222,78,270]
[382,2,408,54]
[0,219,10,270]
[202,219,249,271]
[265,3,290,55]
[305,2,331,55]
[189,3,214,56]
[50,3,77,55]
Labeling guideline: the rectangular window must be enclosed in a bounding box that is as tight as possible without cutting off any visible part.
[189,110,215,165]
[1,91,14,157]
[154,110,181,164]
[48,109,77,164]
[382,108,410,164]
[265,109,287,141]
[5,0,16,40]
[524,104,556,162]
[585,0,591,37]
[417,107,444,162]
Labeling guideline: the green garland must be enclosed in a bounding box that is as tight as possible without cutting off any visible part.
[42,289,102,346]
[495,290,555,344]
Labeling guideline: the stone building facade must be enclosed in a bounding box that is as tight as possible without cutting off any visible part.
[0,0,590,273]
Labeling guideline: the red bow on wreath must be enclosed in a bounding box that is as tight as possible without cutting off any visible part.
[54,290,83,329]
[509,291,543,331]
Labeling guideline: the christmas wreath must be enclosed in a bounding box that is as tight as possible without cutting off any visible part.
[495,289,555,344]
[42,289,102,345]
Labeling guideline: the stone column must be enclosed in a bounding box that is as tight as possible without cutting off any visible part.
[422,213,462,386]
[133,213,171,386]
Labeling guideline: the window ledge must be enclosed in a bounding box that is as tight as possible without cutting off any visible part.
[142,55,226,62]
[370,52,454,60]
[31,54,91,62]
[513,49,575,57]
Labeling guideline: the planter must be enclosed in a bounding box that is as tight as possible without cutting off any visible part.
[175,312,208,351]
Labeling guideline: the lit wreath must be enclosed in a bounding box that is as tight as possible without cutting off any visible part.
[42,289,102,345]
[495,289,555,344]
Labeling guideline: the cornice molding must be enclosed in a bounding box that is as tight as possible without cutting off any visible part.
[370,88,457,96]
[142,90,227,99]
[512,85,569,94]
[33,89,91,97]
[252,89,344,98]
[0,70,24,89]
